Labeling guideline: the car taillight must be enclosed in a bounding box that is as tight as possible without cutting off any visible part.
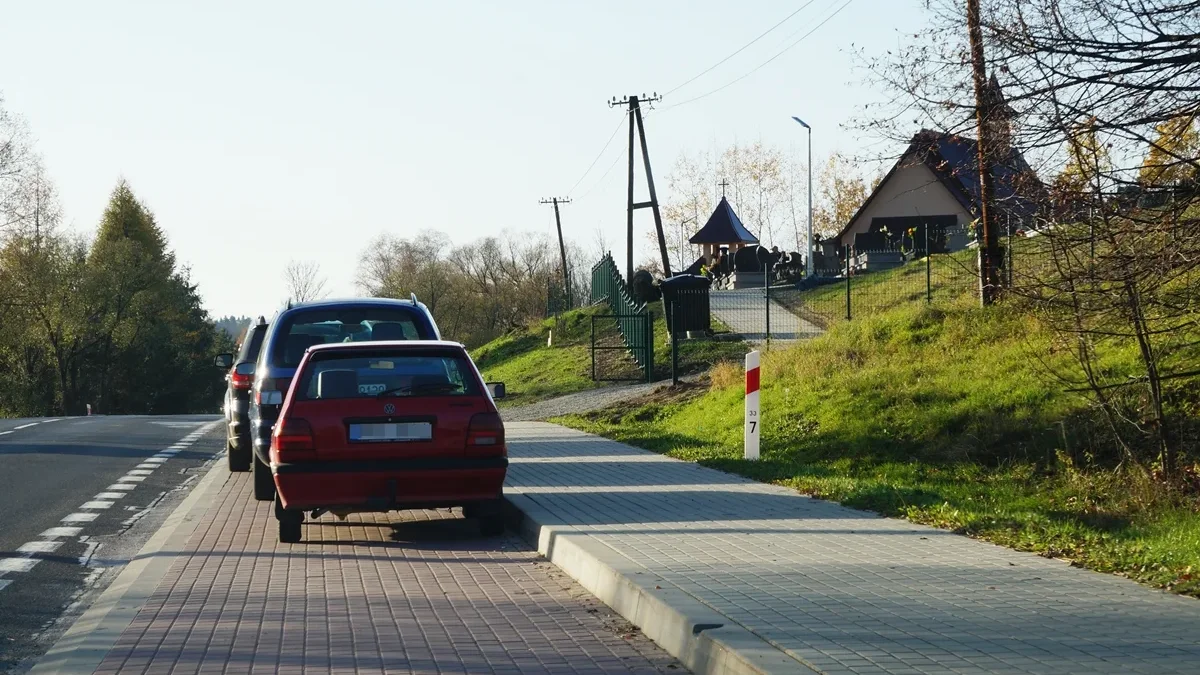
[466,413,506,457]
[230,370,253,391]
[255,377,290,406]
[272,418,315,461]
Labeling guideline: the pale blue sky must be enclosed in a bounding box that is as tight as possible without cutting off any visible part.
[2,0,926,317]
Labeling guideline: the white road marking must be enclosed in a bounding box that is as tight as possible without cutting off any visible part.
[106,483,138,491]
[18,540,63,554]
[135,463,159,470]
[118,475,146,482]
[94,492,125,500]
[0,558,39,573]
[0,580,10,592]
[127,469,154,476]
[0,431,12,436]
[62,512,99,523]
[42,418,61,423]
[14,422,39,430]
[80,500,113,510]
[143,457,168,464]
[41,526,82,538]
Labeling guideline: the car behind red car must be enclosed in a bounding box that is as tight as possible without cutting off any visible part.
[269,340,508,543]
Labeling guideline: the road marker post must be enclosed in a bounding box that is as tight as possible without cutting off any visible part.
[86,404,92,416]
[745,350,760,460]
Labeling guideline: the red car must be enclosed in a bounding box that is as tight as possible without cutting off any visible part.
[269,340,508,543]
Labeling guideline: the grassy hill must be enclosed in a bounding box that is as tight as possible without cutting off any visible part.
[470,307,604,406]
[557,253,1200,597]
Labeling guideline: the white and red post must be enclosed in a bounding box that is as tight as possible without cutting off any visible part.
[745,350,760,460]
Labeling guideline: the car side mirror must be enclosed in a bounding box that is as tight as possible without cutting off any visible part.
[214,353,234,369]
[234,362,256,376]
[486,382,506,400]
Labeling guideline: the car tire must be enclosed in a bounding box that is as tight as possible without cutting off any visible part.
[278,512,302,543]
[475,499,505,537]
[227,441,250,473]
[253,454,275,502]
[478,513,504,537]
[275,494,303,543]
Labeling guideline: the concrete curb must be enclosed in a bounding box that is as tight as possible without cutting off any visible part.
[28,457,231,674]
[504,492,818,675]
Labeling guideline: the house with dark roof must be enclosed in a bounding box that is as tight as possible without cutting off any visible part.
[835,128,1046,258]
[688,196,758,269]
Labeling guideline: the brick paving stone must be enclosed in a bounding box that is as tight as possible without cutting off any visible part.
[505,422,1200,675]
[93,471,684,675]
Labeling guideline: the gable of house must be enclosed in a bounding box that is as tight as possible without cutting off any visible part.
[839,161,972,249]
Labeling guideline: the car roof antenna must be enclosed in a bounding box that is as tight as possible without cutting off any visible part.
[410,292,419,306]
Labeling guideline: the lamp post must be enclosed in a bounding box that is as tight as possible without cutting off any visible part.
[791,117,813,278]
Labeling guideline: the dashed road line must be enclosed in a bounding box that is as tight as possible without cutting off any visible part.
[61,512,99,523]
[0,558,40,574]
[18,541,63,555]
[0,420,220,596]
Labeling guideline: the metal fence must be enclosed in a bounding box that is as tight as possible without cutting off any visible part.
[590,253,653,380]
[585,229,1005,384]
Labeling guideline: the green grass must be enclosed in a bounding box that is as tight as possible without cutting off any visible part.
[471,307,605,407]
[555,299,1200,597]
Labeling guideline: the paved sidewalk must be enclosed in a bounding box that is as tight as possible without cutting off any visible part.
[68,469,682,674]
[710,288,822,342]
[505,422,1200,675]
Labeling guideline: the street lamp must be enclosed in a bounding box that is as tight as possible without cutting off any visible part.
[791,116,813,278]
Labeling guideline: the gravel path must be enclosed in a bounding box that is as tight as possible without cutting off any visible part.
[501,379,689,422]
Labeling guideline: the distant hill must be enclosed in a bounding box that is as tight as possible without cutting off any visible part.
[214,316,251,341]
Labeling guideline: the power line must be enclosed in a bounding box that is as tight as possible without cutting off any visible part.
[662,0,820,98]
[565,110,630,197]
[657,0,855,113]
[573,143,626,202]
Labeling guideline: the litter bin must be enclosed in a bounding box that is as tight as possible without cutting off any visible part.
[659,274,712,336]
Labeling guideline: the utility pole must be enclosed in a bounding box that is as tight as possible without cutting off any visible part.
[967,0,1000,306]
[540,197,573,308]
[610,93,671,280]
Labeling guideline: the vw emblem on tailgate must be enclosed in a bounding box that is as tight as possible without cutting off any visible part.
[383,403,396,415]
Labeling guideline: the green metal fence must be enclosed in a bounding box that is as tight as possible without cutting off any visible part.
[590,253,653,379]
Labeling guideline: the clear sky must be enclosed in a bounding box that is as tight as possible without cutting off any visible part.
[2,0,927,318]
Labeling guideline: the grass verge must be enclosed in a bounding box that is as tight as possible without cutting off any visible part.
[554,301,1200,597]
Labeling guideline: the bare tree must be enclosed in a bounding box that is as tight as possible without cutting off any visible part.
[283,260,328,303]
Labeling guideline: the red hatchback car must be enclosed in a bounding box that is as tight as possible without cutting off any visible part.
[269,340,508,543]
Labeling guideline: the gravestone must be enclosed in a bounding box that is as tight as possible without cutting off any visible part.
[733,246,761,273]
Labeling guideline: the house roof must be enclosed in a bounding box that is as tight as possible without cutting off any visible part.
[689,197,759,244]
[836,129,1046,241]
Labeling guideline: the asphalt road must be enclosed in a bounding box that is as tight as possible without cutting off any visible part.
[0,414,223,673]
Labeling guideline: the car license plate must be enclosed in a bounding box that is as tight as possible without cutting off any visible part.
[349,422,432,442]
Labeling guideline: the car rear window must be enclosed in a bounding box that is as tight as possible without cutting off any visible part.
[295,351,480,400]
[237,325,267,363]
[271,307,433,367]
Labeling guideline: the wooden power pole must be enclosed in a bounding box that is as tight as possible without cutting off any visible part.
[610,93,672,280]
[967,0,1001,305]
[539,197,573,308]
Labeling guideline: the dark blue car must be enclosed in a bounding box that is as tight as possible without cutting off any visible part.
[247,296,441,501]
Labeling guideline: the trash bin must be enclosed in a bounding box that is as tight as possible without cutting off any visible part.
[659,274,712,336]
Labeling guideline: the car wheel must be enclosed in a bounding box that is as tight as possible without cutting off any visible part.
[227,441,250,473]
[277,507,302,544]
[478,513,504,537]
[253,454,275,501]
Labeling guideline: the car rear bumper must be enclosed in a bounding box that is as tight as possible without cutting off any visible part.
[273,457,508,511]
